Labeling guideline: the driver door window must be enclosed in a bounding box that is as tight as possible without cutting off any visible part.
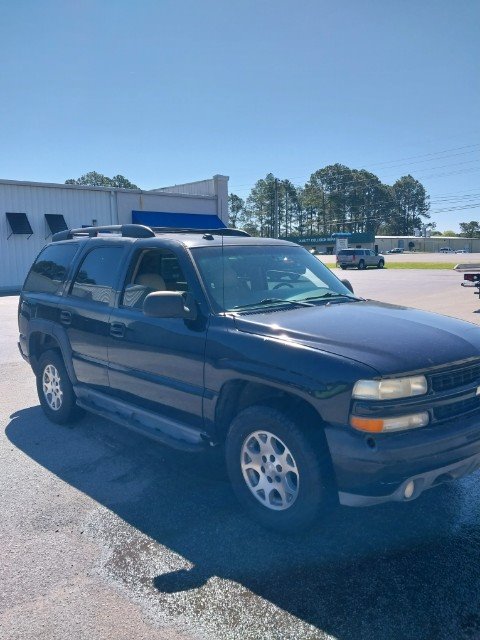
[122,248,189,309]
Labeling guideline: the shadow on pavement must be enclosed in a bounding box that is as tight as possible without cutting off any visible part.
[6,406,480,640]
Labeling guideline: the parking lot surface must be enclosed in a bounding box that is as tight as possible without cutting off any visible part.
[1,270,480,640]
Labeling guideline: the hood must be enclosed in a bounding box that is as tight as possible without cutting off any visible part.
[233,300,480,375]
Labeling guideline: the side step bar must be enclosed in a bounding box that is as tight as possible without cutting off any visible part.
[74,387,209,453]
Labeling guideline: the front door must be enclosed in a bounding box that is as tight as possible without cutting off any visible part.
[107,245,209,428]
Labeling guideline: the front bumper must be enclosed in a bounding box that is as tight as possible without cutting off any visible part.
[324,411,480,507]
[338,450,480,506]
[18,340,30,364]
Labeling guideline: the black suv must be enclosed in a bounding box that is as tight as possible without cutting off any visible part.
[18,224,480,532]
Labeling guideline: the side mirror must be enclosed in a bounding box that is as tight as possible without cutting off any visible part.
[143,291,197,320]
[341,279,354,294]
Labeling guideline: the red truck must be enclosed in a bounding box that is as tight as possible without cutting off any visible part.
[457,263,480,298]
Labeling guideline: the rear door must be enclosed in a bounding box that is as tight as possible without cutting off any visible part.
[107,242,209,428]
[60,243,128,390]
[366,249,377,266]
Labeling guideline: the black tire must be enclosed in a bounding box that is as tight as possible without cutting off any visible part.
[225,405,332,532]
[357,260,366,270]
[340,266,347,270]
[377,260,384,269]
[36,350,83,424]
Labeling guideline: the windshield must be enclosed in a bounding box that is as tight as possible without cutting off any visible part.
[191,245,356,312]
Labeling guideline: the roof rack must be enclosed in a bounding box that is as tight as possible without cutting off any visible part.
[150,227,250,237]
[52,224,156,242]
[52,224,250,242]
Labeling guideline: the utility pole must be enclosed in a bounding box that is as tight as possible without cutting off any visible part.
[274,178,279,238]
[285,188,288,238]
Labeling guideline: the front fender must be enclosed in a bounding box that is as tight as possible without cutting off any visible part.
[203,316,377,431]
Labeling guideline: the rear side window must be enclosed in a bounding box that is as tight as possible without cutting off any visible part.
[23,243,79,294]
[70,246,123,305]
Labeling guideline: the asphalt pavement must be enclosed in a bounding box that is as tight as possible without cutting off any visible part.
[2,270,480,640]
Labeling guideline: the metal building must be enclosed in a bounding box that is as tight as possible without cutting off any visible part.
[0,175,228,292]
[375,235,480,253]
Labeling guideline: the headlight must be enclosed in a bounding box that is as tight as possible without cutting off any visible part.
[352,375,428,400]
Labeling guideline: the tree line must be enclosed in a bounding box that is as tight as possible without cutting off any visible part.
[65,171,139,189]
[63,170,478,238]
[229,164,432,238]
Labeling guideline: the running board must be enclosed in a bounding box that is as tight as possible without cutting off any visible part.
[74,387,209,453]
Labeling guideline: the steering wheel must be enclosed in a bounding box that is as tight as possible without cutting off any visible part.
[273,283,294,289]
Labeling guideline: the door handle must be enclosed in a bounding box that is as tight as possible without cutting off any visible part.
[110,322,125,338]
[60,310,72,325]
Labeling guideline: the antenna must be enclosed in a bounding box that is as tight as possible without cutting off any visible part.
[221,229,225,311]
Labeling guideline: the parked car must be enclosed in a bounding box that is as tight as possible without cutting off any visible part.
[456,249,469,254]
[336,248,385,270]
[387,248,404,254]
[18,225,480,532]
[439,247,455,253]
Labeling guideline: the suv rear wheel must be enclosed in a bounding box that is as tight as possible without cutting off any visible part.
[358,259,366,270]
[225,405,331,532]
[36,350,83,424]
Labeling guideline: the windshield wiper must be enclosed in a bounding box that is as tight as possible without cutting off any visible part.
[304,293,361,302]
[233,298,314,310]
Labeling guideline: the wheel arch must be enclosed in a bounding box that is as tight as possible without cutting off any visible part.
[27,322,77,384]
[29,331,62,373]
[214,380,327,444]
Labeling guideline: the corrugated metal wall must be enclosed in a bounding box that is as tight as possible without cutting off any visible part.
[0,183,112,290]
[0,177,228,291]
[116,191,217,224]
[150,179,215,196]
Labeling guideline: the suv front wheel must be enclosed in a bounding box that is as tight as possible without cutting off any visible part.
[36,350,83,424]
[225,405,331,532]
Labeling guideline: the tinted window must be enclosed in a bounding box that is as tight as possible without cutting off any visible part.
[338,249,355,256]
[23,243,79,294]
[71,247,123,305]
[122,248,189,309]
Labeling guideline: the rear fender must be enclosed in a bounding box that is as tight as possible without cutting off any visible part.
[27,318,77,384]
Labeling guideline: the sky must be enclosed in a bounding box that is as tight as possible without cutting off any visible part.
[0,0,478,231]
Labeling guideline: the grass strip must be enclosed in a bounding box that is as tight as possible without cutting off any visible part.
[385,262,457,270]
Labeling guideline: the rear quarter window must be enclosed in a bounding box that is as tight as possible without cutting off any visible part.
[23,243,79,294]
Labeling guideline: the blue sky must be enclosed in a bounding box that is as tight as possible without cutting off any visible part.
[0,0,478,231]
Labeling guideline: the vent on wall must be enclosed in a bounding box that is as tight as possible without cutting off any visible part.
[5,212,33,239]
[45,214,68,237]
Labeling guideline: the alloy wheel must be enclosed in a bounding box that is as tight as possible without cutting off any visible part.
[42,364,63,411]
[241,430,300,511]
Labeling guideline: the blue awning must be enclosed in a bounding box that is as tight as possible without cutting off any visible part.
[132,211,226,229]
